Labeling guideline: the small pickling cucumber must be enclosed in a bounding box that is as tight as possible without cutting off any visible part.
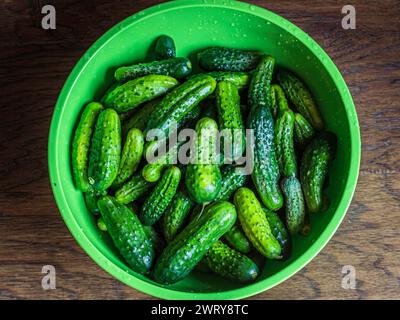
[115,174,154,204]
[88,109,121,192]
[198,47,262,72]
[155,35,176,60]
[294,113,315,150]
[145,74,216,139]
[84,188,106,215]
[162,190,194,242]
[263,208,290,257]
[142,140,183,182]
[277,69,324,130]
[223,224,251,254]
[185,117,222,203]
[122,98,160,135]
[215,166,248,201]
[216,81,246,162]
[97,196,155,275]
[140,166,181,226]
[115,57,191,82]
[205,71,250,90]
[153,201,237,284]
[103,75,178,113]
[274,109,297,177]
[248,55,283,211]
[233,187,282,259]
[271,84,290,119]
[281,176,306,234]
[300,132,336,213]
[111,128,144,189]
[204,241,259,282]
[71,102,103,192]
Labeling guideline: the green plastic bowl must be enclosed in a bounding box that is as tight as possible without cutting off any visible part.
[48,0,360,299]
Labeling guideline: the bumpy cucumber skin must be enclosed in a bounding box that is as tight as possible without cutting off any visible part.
[281,176,306,234]
[162,190,194,242]
[216,81,245,162]
[300,133,335,213]
[215,166,248,201]
[145,75,216,138]
[248,55,283,211]
[98,196,154,274]
[185,118,222,204]
[115,174,153,204]
[234,187,282,259]
[84,188,106,215]
[275,109,297,177]
[204,241,259,282]
[103,75,178,113]
[122,98,160,135]
[72,102,103,192]
[140,166,181,226]
[271,84,290,117]
[277,69,324,130]
[153,201,237,284]
[223,225,251,254]
[111,128,144,189]
[294,113,315,150]
[155,35,176,60]
[88,109,121,192]
[263,208,290,257]
[115,57,191,82]
[206,71,250,90]
[198,47,262,72]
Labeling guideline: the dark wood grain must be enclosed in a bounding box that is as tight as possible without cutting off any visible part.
[0,0,399,300]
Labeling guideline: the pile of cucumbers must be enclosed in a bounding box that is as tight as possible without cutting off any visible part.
[71,35,336,285]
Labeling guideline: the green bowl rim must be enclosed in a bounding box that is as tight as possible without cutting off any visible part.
[48,0,361,300]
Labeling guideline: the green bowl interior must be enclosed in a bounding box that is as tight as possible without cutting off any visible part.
[49,0,360,299]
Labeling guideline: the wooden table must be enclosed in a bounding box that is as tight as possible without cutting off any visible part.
[1,0,399,300]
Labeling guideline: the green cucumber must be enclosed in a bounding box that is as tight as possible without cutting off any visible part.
[97,196,154,274]
[215,166,248,201]
[281,176,306,234]
[271,84,289,119]
[185,117,222,203]
[115,57,191,82]
[248,55,283,211]
[162,190,194,242]
[263,208,290,257]
[115,174,154,204]
[216,81,245,162]
[103,75,178,113]
[153,201,237,284]
[204,241,259,282]
[233,187,282,259]
[223,224,251,254]
[300,133,336,213]
[145,74,216,138]
[111,128,144,189]
[294,113,315,150]
[198,47,262,72]
[122,98,160,135]
[277,69,324,130]
[140,166,181,225]
[206,71,250,90]
[71,102,103,192]
[274,109,297,177]
[88,109,121,192]
[155,35,176,60]
[84,188,106,215]
[142,140,183,182]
